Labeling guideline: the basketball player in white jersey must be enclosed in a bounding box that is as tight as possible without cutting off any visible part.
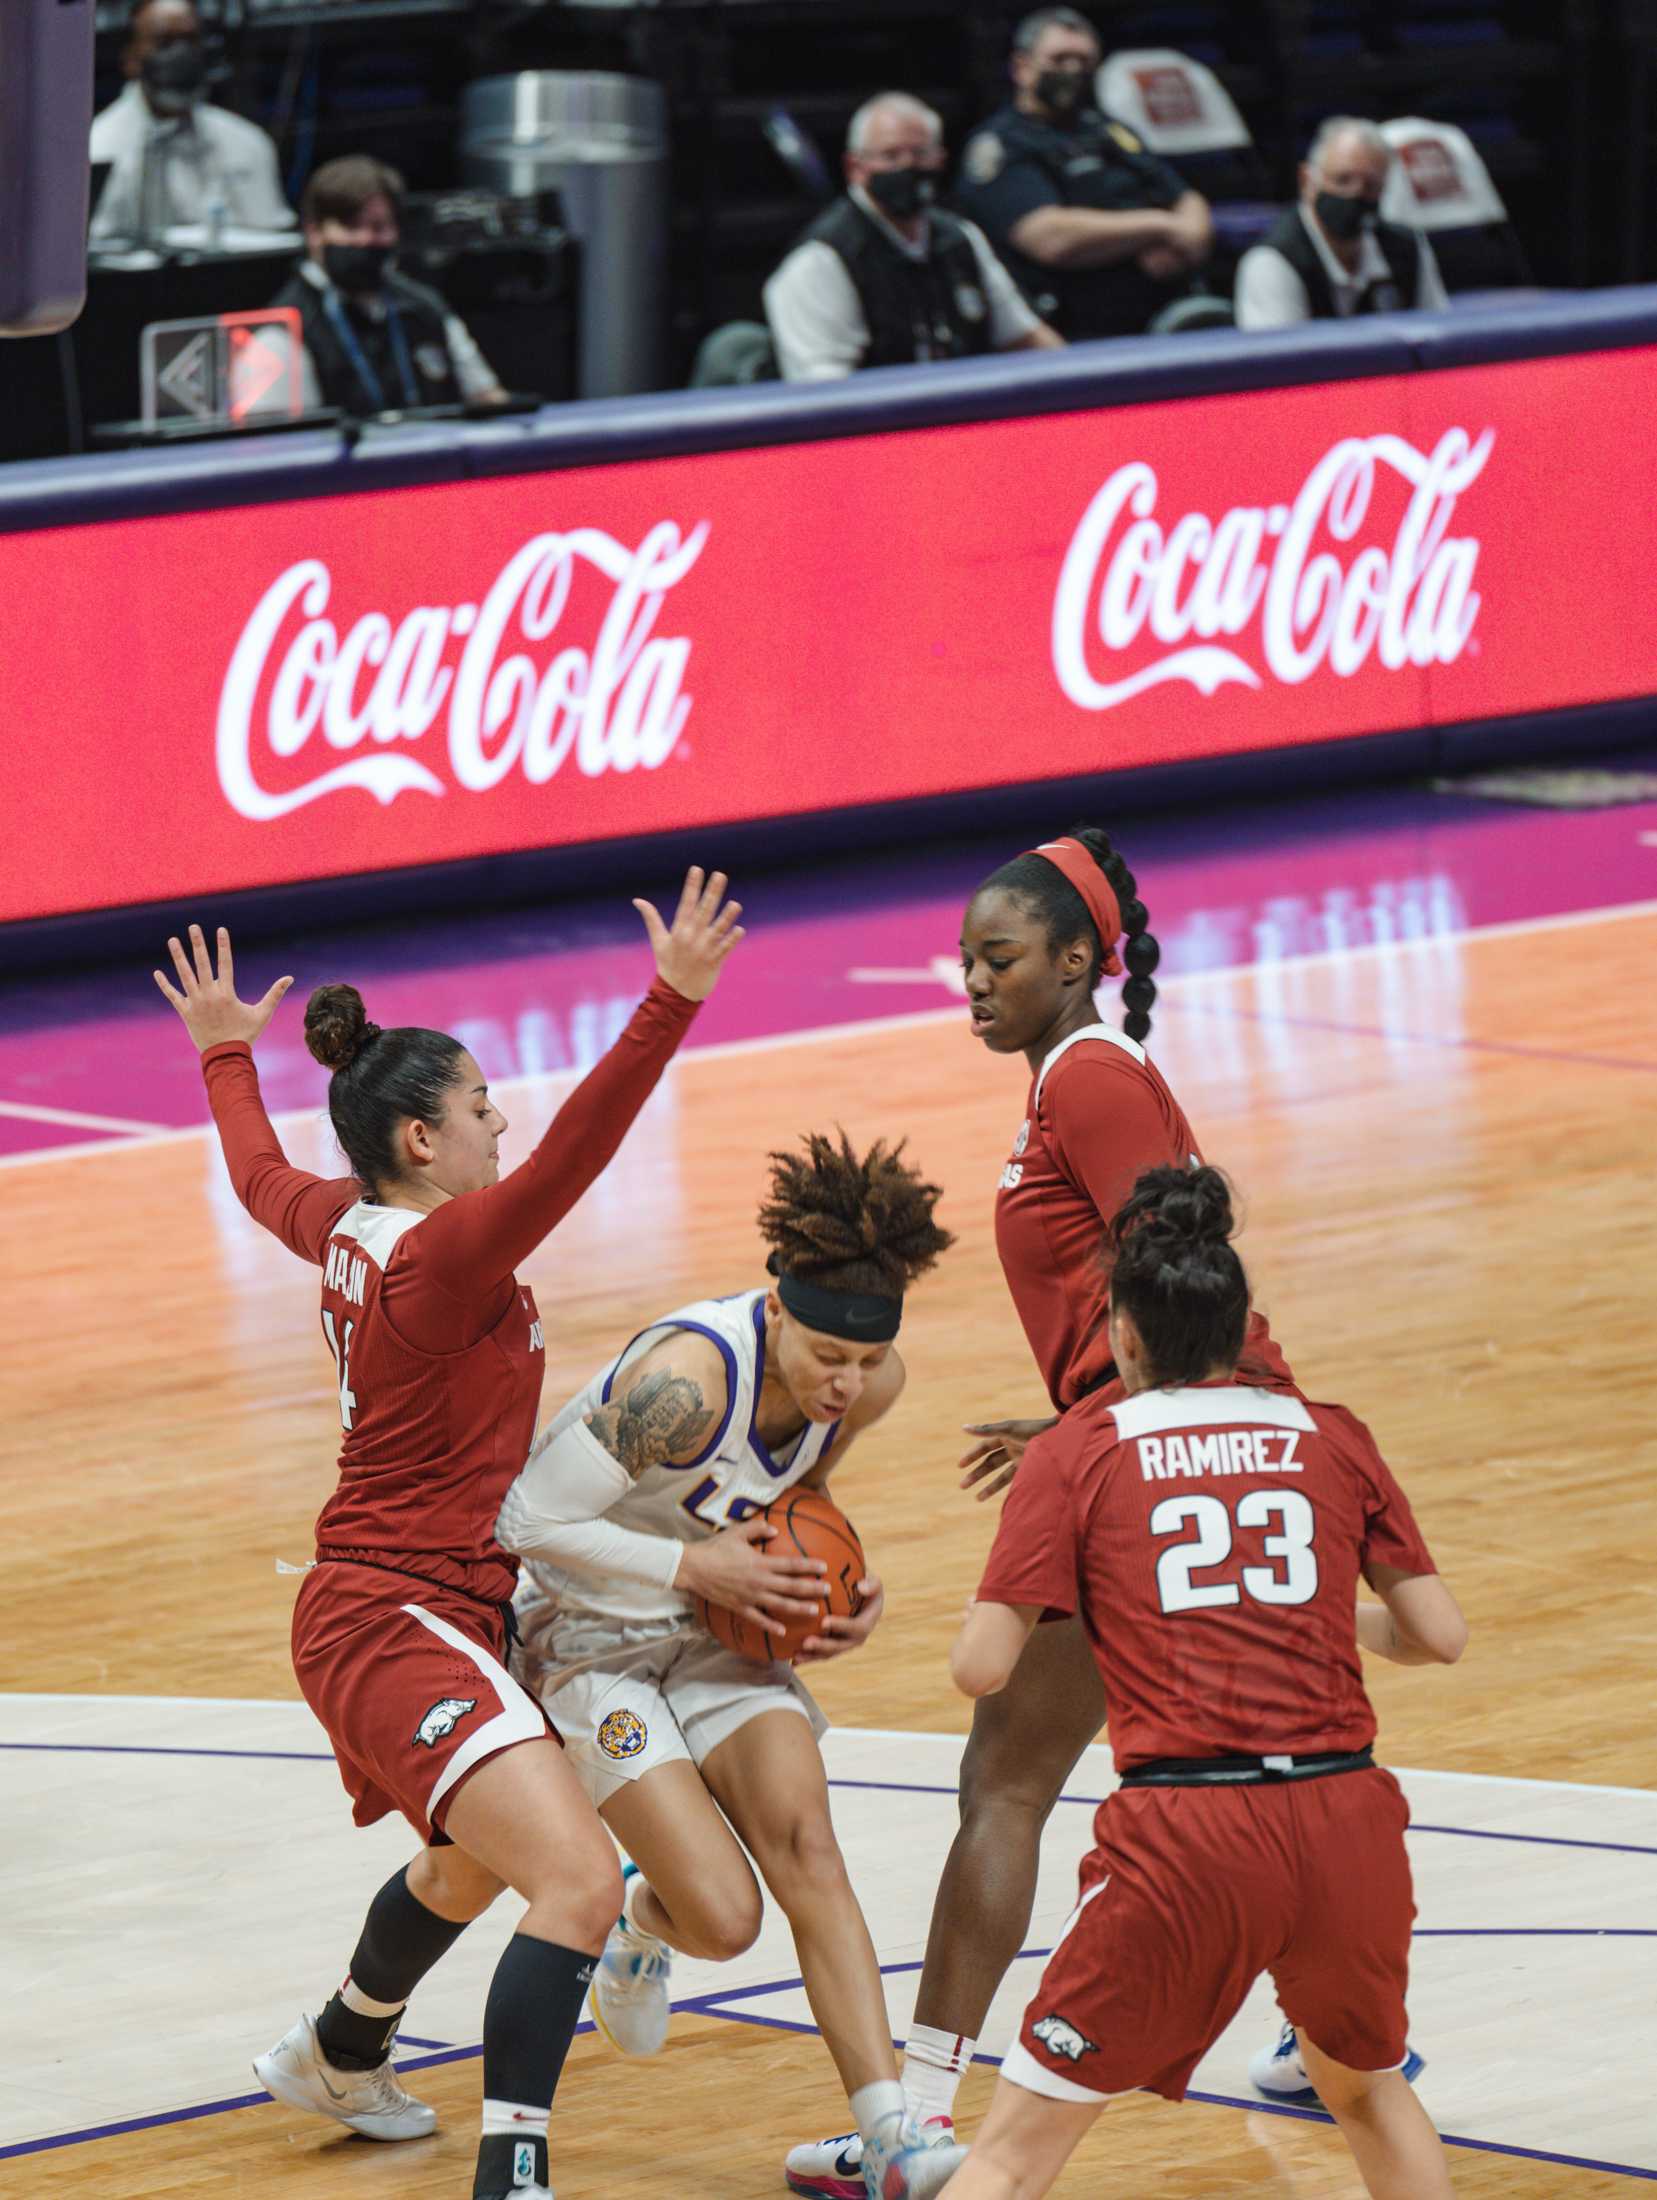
[495,1132,962,2200]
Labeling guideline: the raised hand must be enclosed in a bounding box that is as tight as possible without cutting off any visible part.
[632,866,744,1002]
[958,1415,1059,1502]
[153,924,293,1054]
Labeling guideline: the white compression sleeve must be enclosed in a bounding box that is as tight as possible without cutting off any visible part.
[495,1414,684,1590]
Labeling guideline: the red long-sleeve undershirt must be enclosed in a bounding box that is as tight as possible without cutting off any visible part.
[200,977,699,1349]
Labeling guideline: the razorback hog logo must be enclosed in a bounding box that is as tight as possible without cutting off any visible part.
[215,521,708,821]
[1052,427,1494,712]
[1032,2014,1098,2062]
[413,1696,477,1748]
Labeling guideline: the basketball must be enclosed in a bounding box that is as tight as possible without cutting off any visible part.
[692,1486,867,1666]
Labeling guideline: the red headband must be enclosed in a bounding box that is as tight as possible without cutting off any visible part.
[1026,838,1124,978]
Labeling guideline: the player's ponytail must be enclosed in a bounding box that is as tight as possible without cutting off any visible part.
[304,983,466,1200]
[1106,1164,1248,1385]
[977,821,1161,1041]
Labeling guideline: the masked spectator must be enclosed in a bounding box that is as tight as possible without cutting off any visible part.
[764,92,1062,379]
[955,8,1213,341]
[269,157,507,416]
[90,0,294,245]
[1236,117,1449,328]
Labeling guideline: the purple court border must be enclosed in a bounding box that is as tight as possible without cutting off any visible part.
[4,1747,1655,2177]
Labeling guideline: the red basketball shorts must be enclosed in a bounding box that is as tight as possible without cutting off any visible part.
[1007,1767,1415,2104]
[292,1560,555,1843]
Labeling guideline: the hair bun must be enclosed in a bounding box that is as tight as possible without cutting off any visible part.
[304,983,377,1073]
[1148,1167,1235,1246]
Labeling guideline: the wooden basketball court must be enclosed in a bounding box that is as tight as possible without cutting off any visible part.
[5,903,1655,2195]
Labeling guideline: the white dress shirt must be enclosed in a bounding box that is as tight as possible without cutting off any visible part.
[292,258,501,410]
[90,82,295,244]
[1234,203,1448,330]
[764,186,1041,381]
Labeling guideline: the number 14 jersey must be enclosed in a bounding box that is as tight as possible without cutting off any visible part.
[978,1378,1437,1771]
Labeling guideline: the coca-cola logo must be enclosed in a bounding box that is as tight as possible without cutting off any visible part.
[1051,428,1494,712]
[216,520,708,820]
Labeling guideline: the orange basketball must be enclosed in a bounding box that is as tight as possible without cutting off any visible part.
[692,1486,867,1666]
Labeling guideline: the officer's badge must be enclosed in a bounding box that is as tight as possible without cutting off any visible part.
[597,1708,648,1760]
[955,283,987,322]
[1106,120,1146,155]
[963,133,1005,185]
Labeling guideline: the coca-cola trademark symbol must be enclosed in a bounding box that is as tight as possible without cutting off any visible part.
[1051,427,1494,711]
[216,521,710,820]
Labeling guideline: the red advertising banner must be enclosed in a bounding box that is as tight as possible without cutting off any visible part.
[3,348,1655,925]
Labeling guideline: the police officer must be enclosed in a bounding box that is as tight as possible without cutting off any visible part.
[1235,117,1448,328]
[956,7,1214,341]
[270,156,506,417]
[764,92,1062,378]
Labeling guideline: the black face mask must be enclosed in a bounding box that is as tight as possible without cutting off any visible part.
[141,39,208,116]
[323,242,395,294]
[865,166,938,221]
[1315,190,1381,243]
[1035,68,1091,122]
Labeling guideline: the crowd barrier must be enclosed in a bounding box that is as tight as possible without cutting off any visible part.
[3,288,1655,948]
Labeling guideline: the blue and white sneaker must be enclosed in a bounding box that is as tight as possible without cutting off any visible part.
[588,1865,672,2058]
[784,2118,957,2200]
[1248,2021,1425,2106]
[859,2114,967,2200]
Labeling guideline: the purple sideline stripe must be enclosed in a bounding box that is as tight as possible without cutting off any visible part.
[7,1744,1657,1860]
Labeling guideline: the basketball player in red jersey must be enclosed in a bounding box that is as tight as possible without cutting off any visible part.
[940,1165,1465,2200]
[153,873,769,2200]
[788,827,1342,2199]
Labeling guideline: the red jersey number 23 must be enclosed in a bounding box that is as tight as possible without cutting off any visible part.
[1151,1489,1318,1614]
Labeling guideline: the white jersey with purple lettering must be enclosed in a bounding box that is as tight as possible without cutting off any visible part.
[513,1288,841,1638]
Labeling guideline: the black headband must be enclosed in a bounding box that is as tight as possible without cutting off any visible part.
[774,1267,903,1344]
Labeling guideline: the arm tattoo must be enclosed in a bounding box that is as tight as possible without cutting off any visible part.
[588,1369,717,1478]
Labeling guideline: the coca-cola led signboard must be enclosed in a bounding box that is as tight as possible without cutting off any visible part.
[4,349,1656,925]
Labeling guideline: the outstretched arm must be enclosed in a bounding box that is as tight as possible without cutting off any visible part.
[156,924,356,1263]
[414,869,743,1300]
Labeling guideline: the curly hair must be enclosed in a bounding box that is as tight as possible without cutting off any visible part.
[757,1130,953,1298]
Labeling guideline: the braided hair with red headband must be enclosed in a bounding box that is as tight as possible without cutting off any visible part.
[975,822,1162,1041]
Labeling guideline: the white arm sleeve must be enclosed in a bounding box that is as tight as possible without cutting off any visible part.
[1415,234,1450,312]
[496,1414,684,1589]
[764,241,869,380]
[963,219,1041,347]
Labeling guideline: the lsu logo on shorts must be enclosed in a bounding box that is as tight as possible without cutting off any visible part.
[597,1708,649,1761]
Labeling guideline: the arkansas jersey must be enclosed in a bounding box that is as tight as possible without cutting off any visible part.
[994,1023,1203,1407]
[198,980,699,1605]
[978,1379,1437,1770]
[994,1023,1293,1407]
[311,1200,544,1603]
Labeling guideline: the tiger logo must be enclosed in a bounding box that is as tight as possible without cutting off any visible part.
[597,1709,649,1761]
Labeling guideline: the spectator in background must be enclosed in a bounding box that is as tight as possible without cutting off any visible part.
[269,157,507,416]
[1235,118,1448,328]
[90,0,294,245]
[764,93,1062,379]
[955,8,1213,341]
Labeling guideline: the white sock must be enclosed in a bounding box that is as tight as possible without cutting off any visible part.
[850,2078,906,2147]
[480,2096,550,2142]
[338,1976,404,2020]
[901,2025,977,2124]
[620,1872,662,1944]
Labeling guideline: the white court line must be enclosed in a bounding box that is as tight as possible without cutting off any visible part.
[0,1098,168,1136]
[5,895,1657,1176]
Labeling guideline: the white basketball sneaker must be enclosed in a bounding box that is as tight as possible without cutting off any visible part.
[1249,2021,1425,2106]
[784,2117,957,2199]
[588,1874,673,2059]
[253,2011,436,2140]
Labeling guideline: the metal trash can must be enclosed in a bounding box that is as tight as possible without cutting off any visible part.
[461,73,668,400]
